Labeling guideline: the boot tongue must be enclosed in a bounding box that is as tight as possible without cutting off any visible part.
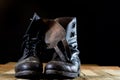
[45,20,66,49]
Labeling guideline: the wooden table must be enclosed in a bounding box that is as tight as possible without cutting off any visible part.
[0,62,120,80]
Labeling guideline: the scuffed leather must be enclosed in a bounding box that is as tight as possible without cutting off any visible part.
[45,17,80,78]
[15,56,42,72]
[45,61,78,73]
[15,12,80,78]
[15,13,43,77]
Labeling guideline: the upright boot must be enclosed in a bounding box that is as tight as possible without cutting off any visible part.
[45,17,80,79]
[15,13,43,79]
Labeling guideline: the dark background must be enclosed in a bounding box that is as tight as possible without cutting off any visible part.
[0,0,120,66]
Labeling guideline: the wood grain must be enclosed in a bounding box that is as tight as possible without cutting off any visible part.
[0,62,120,80]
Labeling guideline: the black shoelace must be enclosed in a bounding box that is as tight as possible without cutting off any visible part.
[21,34,39,59]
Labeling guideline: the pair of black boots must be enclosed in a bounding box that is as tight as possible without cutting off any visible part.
[15,13,80,79]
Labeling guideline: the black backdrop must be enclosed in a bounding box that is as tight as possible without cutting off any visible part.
[0,0,120,66]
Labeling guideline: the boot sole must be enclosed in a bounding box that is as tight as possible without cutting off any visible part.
[45,70,79,79]
[15,70,42,79]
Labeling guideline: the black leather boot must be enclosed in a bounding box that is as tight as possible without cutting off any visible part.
[15,13,43,79]
[45,17,80,79]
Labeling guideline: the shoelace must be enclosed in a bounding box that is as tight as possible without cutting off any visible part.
[21,34,39,59]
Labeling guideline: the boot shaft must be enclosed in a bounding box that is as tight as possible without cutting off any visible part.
[23,14,80,63]
[54,17,80,63]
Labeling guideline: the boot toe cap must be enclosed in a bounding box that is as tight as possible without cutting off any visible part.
[45,61,78,72]
[15,57,42,72]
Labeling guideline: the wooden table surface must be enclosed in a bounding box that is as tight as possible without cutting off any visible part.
[0,62,120,80]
